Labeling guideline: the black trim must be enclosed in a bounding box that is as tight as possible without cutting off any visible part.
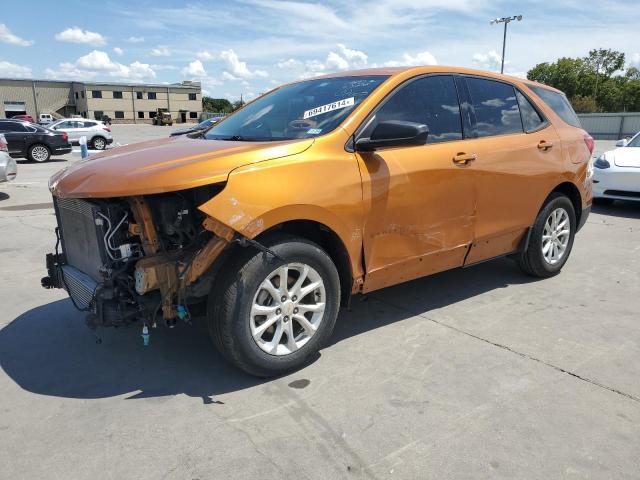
[577,205,590,231]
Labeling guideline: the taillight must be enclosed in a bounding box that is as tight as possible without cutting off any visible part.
[103,127,111,132]
[583,133,594,155]
[0,134,7,152]
[62,132,69,142]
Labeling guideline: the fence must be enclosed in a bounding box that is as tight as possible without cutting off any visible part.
[577,113,640,140]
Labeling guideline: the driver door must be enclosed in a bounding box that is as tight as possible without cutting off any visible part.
[356,75,477,292]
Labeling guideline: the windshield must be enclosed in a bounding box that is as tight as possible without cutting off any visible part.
[204,75,388,141]
[626,133,640,147]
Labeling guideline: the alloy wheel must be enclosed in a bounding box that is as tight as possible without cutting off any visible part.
[250,262,326,356]
[31,145,49,162]
[93,138,106,150]
[542,207,570,265]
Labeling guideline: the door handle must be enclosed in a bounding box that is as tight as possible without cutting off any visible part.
[538,140,553,151]
[453,152,477,165]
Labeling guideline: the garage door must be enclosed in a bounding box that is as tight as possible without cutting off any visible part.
[4,101,27,117]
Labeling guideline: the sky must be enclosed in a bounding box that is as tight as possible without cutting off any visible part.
[1,0,639,101]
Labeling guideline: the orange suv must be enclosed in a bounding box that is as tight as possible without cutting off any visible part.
[43,66,593,376]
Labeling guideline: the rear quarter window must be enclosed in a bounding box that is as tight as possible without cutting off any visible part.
[530,86,581,128]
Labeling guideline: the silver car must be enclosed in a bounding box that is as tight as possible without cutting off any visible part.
[0,134,17,182]
[48,118,113,150]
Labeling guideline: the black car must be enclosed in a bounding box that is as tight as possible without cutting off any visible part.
[0,119,72,162]
[169,116,224,137]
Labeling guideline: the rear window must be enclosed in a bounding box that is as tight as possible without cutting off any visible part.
[530,86,581,128]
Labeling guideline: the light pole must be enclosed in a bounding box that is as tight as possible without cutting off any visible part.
[490,15,522,74]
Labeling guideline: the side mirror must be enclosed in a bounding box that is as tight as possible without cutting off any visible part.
[355,120,428,152]
[616,139,628,147]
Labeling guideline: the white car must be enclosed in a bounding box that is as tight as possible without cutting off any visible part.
[48,118,113,150]
[38,113,54,126]
[593,132,640,205]
[0,134,17,182]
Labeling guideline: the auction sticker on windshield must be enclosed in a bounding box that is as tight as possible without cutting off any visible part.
[303,97,355,119]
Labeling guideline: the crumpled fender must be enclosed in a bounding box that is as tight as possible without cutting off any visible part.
[197,134,365,280]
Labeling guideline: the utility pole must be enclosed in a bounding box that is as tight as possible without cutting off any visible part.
[490,15,523,74]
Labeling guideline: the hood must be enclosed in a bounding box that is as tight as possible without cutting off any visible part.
[610,147,640,168]
[50,135,313,198]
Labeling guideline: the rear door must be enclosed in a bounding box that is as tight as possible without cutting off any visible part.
[0,121,27,156]
[77,120,97,142]
[459,76,562,264]
[356,74,477,292]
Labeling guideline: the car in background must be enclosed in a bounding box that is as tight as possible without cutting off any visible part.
[12,114,35,123]
[593,131,640,205]
[0,134,17,182]
[0,119,71,162]
[48,118,113,150]
[169,116,224,137]
[39,114,54,126]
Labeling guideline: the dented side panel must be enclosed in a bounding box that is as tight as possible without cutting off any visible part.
[198,128,367,282]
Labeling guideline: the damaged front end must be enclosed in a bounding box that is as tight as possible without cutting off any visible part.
[42,184,236,330]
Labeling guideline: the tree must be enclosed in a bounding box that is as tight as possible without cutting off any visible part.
[232,99,245,111]
[527,49,639,113]
[202,97,233,113]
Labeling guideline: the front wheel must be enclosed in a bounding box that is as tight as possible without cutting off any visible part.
[517,193,576,278]
[208,235,341,377]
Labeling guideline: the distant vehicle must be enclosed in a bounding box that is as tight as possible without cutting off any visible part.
[593,132,640,205]
[0,119,71,162]
[39,114,54,125]
[153,108,173,126]
[48,118,113,150]
[0,134,17,182]
[12,114,34,123]
[170,117,223,136]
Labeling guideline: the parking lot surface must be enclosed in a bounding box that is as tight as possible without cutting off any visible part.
[1,126,639,479]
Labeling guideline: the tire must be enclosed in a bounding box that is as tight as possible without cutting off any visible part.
[207,235,340,377]
[28,144,50,163]
[517,193,576,278]
[593,197,614,206]
[91,136,107,150]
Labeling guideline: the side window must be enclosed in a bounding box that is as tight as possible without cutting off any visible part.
[516,91,545,132]
[466,77,522,137]
[5,122,27,132]
[81,121,97,128]
[530,86,581,128]
[136,92,143,100]
[92,90,102,99]
[367,75,462,144]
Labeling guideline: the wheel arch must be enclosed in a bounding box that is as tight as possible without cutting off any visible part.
[255,219,354,306]
[549,181,583,225]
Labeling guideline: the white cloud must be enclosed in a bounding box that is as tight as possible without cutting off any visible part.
[326,52,349,70]
[472,50,503,71]
[384,51,438,67]
[55,27,106,46]
[631,53,640,66]
[222,71,238,81]
[277,58,300,69]
[48,50,155,81]
[45,63,95,81]
[150,46,171,57]
[127,36,145,43]
[113,47,123,56]
[0,24,34,46]
[183,59,207,77]
[220,49,268,79]
[196,50,215,61]
[335,44,368,68]
[0,60,32,78]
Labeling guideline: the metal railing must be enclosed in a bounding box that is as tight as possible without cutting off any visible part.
[577,112,640,140]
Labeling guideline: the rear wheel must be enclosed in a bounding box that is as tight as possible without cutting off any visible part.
[28,144,50,163]
[91,136,107,150]
[517,193,576,278]
[207,235,340,377]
